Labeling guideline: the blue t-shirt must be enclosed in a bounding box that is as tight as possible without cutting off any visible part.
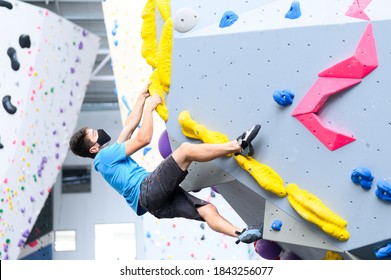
[94,142,150,215]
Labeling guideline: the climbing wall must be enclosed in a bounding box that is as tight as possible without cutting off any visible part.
[0,0,99,259]
[158,0,391,259]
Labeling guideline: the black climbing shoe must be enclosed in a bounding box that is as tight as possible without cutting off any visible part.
[235,124,261,156]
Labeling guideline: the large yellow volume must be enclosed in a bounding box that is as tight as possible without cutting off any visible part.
[323,251,343,260]
[157,17,173,93]
[149,69,168,122]
[286,183,350,241]
[234,155,286,197]
[178,111,229,144]
[156,0,171,21]
[178,111,286,197]
[141,0,158,68]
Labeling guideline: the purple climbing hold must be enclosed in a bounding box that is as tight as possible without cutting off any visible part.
[255,239,282,260]
[158,129,172,159]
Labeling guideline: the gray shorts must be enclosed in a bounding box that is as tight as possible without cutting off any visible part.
[139,155,209,221]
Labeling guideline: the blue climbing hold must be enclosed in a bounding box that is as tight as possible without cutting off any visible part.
[121,95,132,116]
[285,1,301,20]
[219,11,239,28]
[273,89,295,106]
[375,243,391,259]
[143,146,152,156]
[271,220,282,231]
[376,180,391,202]
[351,167,374,190]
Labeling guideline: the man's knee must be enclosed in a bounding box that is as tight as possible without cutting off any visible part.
[197,203,217,218]
[177,142,192,155]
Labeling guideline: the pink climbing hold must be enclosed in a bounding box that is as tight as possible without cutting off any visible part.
[292,22,377,151]
[292,77,361,116]
[345,0,372,20]
[296,113,356,151]
[318,24,378,79]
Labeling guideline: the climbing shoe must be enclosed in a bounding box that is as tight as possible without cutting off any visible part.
[235,124,261,156]
[235,224,263,244]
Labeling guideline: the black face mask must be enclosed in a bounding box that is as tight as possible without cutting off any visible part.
[95,129,111,147]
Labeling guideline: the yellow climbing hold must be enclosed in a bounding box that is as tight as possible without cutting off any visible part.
[156,0,171,21]
[323,251,343,260]
[178,111,229,144]
[286,183,350,241]
[141,0,158,68]
[149,69,168,122]
[157,17,173,93]
[234,155,286,197]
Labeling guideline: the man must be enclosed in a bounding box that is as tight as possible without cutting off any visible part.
[69,83,263,244]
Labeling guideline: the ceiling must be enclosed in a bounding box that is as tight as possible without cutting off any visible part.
[22,0,118,106]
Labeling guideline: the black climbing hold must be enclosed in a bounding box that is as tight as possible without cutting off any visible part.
[7,48,20,71]
[0,0,13,10]
[0,136,3,149]
[2,95,17,114]
[19,34,31,48]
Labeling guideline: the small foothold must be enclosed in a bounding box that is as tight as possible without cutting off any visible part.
[2,95,17,114]
[375,243,391,259]
[376,180,391,202]
[273,89,295,106]
[7,47,20,71]
[219,11,239,28]
[19,34,31,48]
[351,167,374,190]
[0,0,13,9]
[285,1,301,19]
[271,219,283,231]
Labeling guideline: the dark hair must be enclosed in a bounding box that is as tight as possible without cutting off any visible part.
[69,127,96,159]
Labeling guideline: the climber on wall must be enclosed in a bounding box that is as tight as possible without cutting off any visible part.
[68,82,263,244]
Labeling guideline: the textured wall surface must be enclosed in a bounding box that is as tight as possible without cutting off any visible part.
[0,0,99,259]
[164,0,391,259]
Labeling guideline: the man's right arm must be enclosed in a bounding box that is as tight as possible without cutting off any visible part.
[124,94,161,156]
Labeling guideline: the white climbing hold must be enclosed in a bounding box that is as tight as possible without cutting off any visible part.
[173,8,199,33]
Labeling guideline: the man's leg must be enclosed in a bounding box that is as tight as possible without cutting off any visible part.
[172,124,261,171]
[172,141,241,171]
[196,203,242,238]
[197,204,264,244]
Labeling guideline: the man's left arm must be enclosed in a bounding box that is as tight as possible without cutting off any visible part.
[117,83,150,144]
